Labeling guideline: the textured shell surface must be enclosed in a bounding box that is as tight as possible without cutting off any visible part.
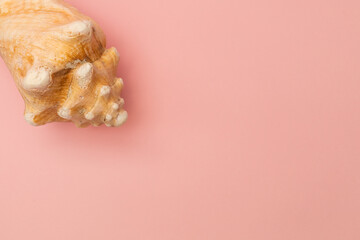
[0,0,127,127]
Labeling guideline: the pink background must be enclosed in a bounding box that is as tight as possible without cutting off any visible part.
[1,0,360,239]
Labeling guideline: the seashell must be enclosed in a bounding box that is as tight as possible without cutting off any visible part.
[0,0,127,127]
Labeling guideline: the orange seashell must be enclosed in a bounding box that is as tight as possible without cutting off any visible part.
[0,0,127,127]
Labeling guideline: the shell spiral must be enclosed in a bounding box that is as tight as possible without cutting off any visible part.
[0,0,128,127]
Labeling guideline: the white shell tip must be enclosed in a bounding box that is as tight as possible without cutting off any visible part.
[114,111,128,127]
[22,68,51,90]
[76,62,93,87]
[105,114,113,121]
[76,62,93,77]
[100,86,111,96]
[116,78,124,85]
[85,112,95,120]
[24,113,38,126]
[111,47,120,58]
[58,108,71,120]
[65,20,91,36]
[119,98,125,107]
[112,103,119,110]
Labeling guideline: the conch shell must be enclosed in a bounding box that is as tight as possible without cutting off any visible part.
[0,0,127,127]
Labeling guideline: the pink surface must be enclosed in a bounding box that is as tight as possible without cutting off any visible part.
[1,0,360,239]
